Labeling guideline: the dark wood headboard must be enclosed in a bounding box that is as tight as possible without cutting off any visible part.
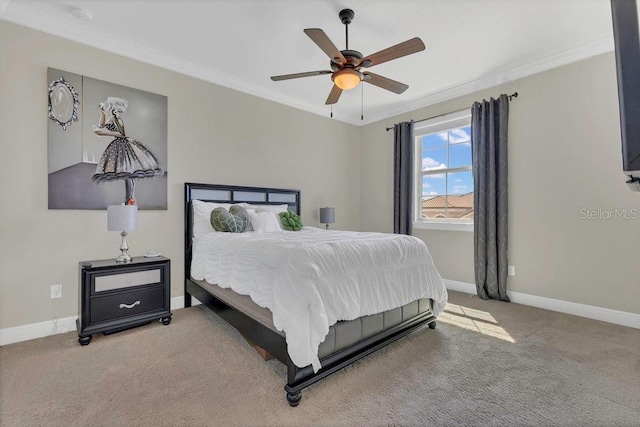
[184,183,301,281]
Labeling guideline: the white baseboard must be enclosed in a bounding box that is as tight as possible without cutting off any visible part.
[3,284,636,346]
[170,295,201,310]
[0,315,78,346]
[443,279,477,294]
[443,279,640,329]
[0,296,202,346]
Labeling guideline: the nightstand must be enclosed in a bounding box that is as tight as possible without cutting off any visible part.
[77,256,172,345]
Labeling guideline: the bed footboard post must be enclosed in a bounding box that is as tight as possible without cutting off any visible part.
[286,391,302,407]
[184,291,192,308]
[285,358,303,406]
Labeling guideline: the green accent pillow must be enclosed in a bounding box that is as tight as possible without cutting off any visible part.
[210,205,249,233]
[279,211,303,231]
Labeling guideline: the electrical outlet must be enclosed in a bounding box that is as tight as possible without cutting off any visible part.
[508,265,516,276]
[51,284,62,299]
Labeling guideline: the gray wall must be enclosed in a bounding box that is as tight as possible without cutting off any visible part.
[360,53,640,315]
[1,20,638,331]
[0,21,360,329]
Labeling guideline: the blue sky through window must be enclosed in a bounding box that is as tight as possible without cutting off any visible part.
[421,126,473,197]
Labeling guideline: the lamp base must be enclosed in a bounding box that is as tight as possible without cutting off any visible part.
[115,253,132,263]
[115,231,132,263]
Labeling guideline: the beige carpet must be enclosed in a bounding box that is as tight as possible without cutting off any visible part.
[1,291,639,426]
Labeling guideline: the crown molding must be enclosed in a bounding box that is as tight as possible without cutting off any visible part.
[0,3,351,125]
[0,2,614,127]
[359,37,614,125]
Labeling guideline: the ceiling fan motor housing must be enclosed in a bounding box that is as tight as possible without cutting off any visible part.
[331,49,363,70]
[330,49,365,89]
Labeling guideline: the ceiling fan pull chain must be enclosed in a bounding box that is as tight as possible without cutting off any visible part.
[361,83,364,121]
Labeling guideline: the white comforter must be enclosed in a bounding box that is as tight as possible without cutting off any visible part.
[191,227,447,371]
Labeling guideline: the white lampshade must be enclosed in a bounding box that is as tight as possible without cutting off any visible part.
[107,205,138,231]
[319,207,335,224]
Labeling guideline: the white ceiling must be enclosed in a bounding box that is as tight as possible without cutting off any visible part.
[0,0,614,125]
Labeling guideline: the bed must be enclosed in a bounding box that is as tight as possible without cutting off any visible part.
[184,183,447,406]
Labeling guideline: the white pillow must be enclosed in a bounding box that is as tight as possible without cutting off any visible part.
[255,204,288,214]
[256,205,289,229]
[192,200,232,237]
[247,211,282,233]
[244,207,257,231]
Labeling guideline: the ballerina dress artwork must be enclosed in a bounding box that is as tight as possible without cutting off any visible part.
[92,97,164,205]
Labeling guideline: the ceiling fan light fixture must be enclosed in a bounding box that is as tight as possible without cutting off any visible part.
[270,8,424,108]
[332,68,361,90]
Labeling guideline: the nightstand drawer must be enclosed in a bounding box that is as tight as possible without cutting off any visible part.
[94,268,162,293]
[90,286,164,324]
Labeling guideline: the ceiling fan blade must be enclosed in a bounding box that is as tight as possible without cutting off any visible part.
[325,84,343,105]
[271,70,332,81]
[363,72,409,94]
[361,37,425,68]
[304,28,347,64]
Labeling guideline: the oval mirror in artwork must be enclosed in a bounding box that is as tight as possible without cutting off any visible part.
[48,77,79,131]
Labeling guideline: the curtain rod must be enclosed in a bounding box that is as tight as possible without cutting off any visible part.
[385,92,519,131]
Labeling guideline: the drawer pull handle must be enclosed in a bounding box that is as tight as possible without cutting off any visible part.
[119,300,141,309]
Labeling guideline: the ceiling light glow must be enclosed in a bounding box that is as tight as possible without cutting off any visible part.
[332,69,361,90]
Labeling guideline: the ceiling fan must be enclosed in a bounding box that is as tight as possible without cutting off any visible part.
[270,9,425,105]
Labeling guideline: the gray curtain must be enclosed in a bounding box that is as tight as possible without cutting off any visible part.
[393,121,414,235]
[471,95,510,301]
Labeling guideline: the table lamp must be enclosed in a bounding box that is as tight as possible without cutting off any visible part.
[319,207,335,230]
[107,205,138,262]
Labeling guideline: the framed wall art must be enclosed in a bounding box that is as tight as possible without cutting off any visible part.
[47,68,168,210]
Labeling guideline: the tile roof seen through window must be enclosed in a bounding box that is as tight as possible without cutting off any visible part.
[422,192,474,219]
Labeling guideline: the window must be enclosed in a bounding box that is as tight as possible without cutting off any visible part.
[413,110,473,231]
